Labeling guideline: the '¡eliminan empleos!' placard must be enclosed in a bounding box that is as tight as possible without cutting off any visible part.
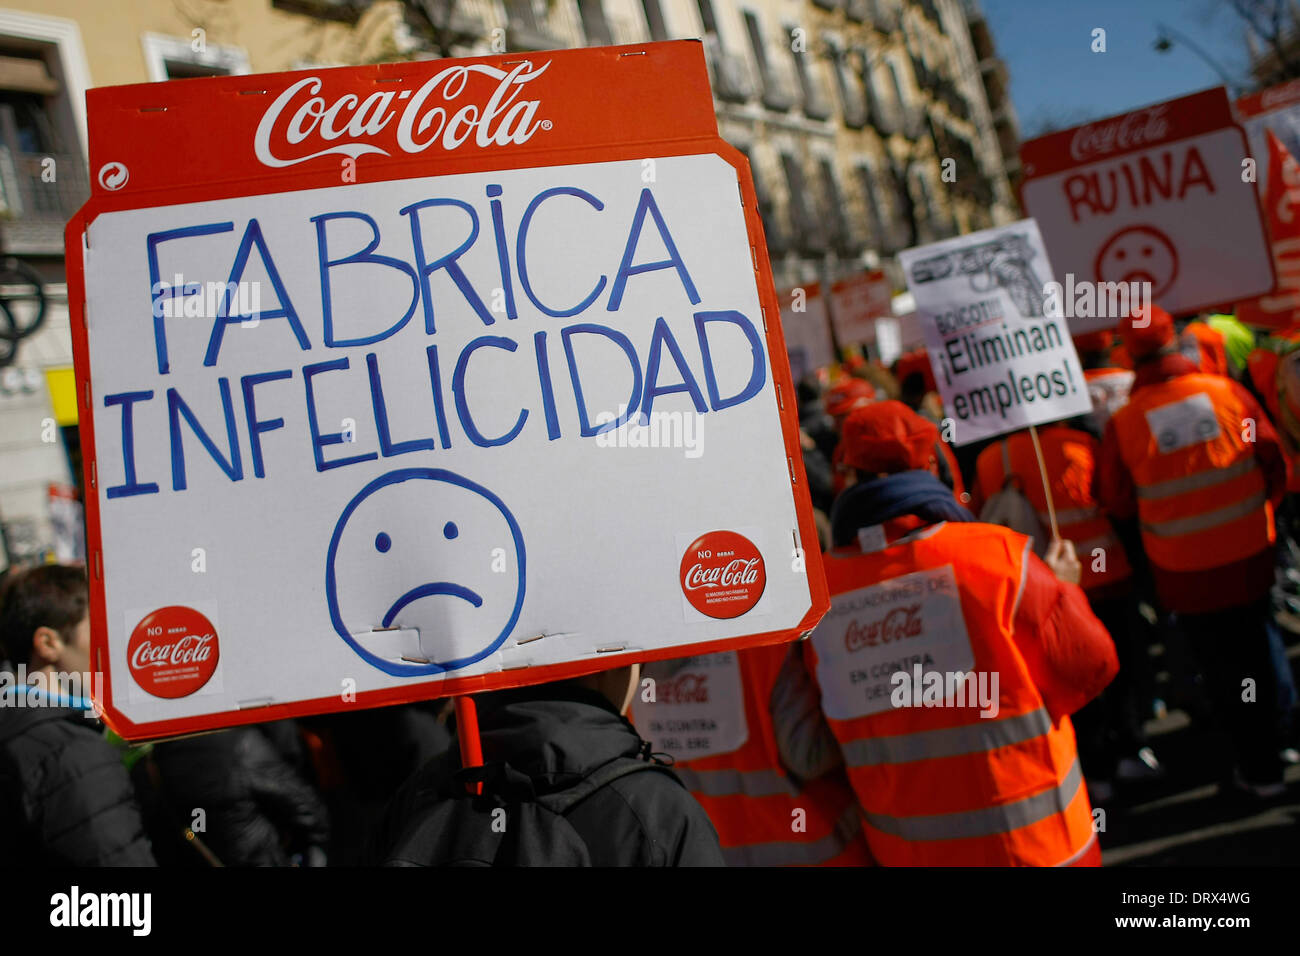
[898,219,1093,446]
[66,41,828,740]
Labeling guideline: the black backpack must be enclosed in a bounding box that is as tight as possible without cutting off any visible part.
[384,753,680,866]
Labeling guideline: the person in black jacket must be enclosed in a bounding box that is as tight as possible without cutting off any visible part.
[0,564,155,866]
[147,721,331,867]
[378,664,725,866]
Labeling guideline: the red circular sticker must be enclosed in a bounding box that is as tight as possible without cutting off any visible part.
[680,531,766,619]
[127,607,219,699]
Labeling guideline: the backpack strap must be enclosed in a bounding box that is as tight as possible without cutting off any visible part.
[999,439,1021,490]
[537,756,681,816]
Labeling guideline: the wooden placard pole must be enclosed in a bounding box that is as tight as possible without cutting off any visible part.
[1027,423,1060,541]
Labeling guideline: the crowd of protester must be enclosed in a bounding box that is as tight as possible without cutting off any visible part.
[2,303,1297,866]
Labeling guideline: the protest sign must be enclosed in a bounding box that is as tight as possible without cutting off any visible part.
[1236,83,1300,329]
[778,282,835,381]
[1238,79,1300,195]
[829,270,892,348]
[65,41,827,740]
[898,220,1091,446]
[1021,88,1274,328]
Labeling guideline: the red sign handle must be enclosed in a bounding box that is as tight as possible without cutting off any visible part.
[455,695,484,795]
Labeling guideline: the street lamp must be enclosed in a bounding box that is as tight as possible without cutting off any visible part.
[1153,23,1243,97]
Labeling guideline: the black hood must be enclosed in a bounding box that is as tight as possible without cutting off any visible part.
[0,700,95,746]
[474,682,645,788]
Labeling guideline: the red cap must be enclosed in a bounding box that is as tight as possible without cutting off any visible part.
[825,378,875,418]
[1118,305,1175,360]
[1072,331,1114,355]
[895,349,936,394]
[837,400,940,475]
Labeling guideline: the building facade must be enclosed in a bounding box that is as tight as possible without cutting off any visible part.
[0,0,1017,563]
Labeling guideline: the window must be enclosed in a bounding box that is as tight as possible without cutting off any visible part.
[141,33,250,82]
[578,0,614,46]
[641,0,669,41]
[742,10,768,73]
[696,0,720,36]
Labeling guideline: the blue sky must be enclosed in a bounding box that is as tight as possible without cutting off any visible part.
[981,0,1255,136]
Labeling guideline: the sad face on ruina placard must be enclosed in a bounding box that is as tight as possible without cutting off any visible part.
[1093,225,1179,300]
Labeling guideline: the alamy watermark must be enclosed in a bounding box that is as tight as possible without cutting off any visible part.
[593,405,704,459]
[890,665,1000,719]
[1042,274,1153,326]
[151,274,263,324]
[0,666,104,719]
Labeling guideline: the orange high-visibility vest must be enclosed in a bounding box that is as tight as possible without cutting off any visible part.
[632,645,871,866]
[1110,373,1275,573]
[810,521,1098,866]
[974,426,1132,594]
[1083,367,1134,433]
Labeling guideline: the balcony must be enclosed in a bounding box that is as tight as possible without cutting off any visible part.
[793,57,835,121]
[505,0,562,51]
[781,154,827,255]
[761,60,801,112]
[869,0,900,34]
[710,49,754,104]
[0,148,89,256]
[412,0,491,41]
[846,0,872,23]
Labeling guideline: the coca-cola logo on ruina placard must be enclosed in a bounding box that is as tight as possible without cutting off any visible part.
[845,604,923,652]
[127,607,220,699]
[680,531,766,619]
[1068,105,1170,162]
[659,672,709,704]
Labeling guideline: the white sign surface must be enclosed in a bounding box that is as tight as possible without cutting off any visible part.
[898,220,1092,446]
[81,154,815,728]
[812,565,975,721]
[632,650,748,760]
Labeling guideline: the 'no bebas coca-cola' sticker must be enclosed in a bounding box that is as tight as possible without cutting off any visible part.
[679,531,766,619]
[127,607,220,699]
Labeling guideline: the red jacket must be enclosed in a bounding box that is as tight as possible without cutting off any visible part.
[1096,353,1289,613]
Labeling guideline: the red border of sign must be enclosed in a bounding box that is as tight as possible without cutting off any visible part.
[65,42,829,741]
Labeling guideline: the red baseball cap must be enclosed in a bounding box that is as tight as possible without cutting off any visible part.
[825,378,875,418]
[837,400,939,475]
[1118,304,1175,360]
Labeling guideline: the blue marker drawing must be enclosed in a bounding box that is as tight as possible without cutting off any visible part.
[325,468,526,677]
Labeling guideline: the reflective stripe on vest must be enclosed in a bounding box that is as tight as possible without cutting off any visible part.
[861,759,1084,843]
[841,707,1051,767]
[1135,456,1258,500]
[721,805,864,867]
[674,766,798,798]
[1140,489,1268,537]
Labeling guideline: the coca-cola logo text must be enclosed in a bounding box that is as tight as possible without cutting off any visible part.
[130,633,215,670]
[254,60,550,168]
[127,607,220,699]
[659,673,709,705]
[1069,106,1170,162]
[682,558,762,591]
[845,604,923,652]
[679,531,766,619]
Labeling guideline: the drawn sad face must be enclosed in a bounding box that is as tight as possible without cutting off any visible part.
[326,468,526,677]
[1094,225,1179,300]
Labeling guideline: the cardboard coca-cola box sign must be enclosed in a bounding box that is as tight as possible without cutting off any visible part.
[66,41,827,740]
